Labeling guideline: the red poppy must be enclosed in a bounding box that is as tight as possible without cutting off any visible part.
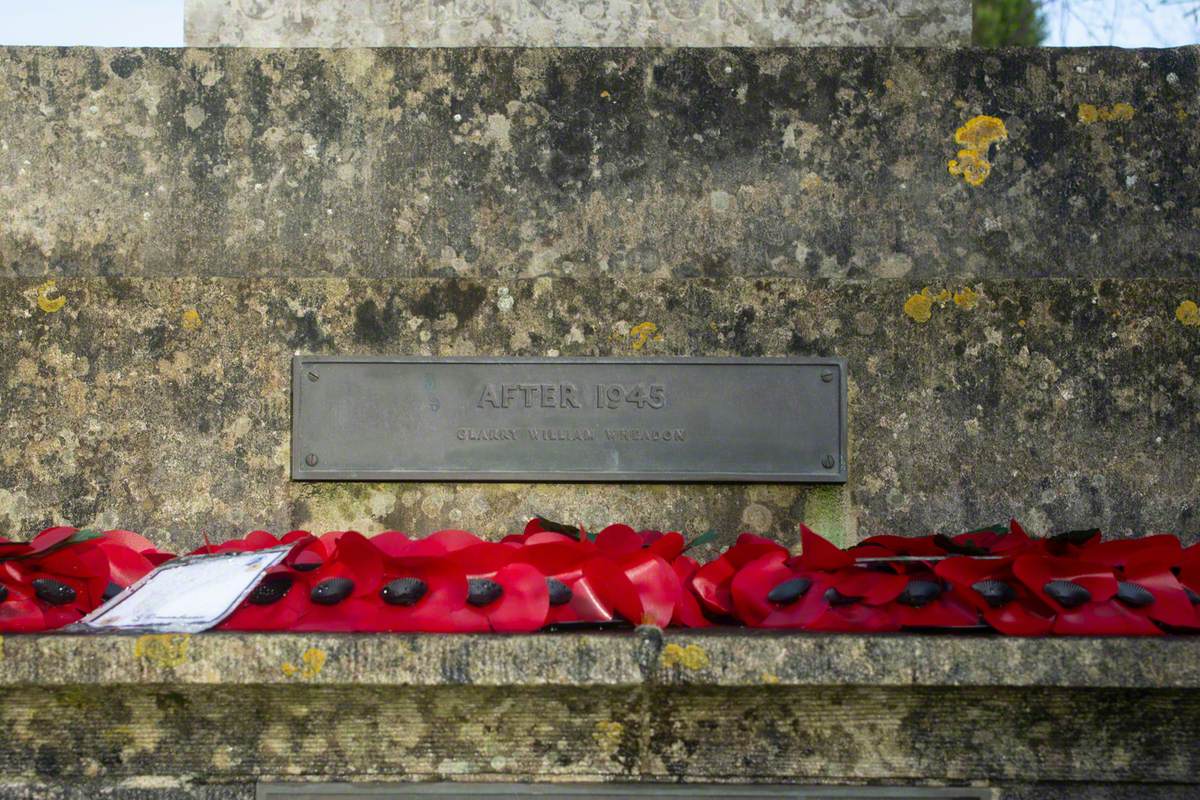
[952,520,1035,556]
[690,533,788,618]
[670,555,711,628]
[371,556,470,632]
[508,517,586,544]
[283,532,386,632]
[1082,536,1197,630]
[729,550,826,628]
[790,525,857,571]
[512,541,612,625]
[585,550,680,628]
[443,562,550,632]
[3,530,111,628]
[887,571,981,630]
[0,576,45,632]
[594,524,644,557]
[1012,555,1158,635]
[935,556,1054,636]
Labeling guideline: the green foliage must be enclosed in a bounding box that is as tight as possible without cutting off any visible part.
[974,0,1049,46]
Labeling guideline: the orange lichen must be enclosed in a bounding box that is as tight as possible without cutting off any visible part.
[36,280,66,313]
[630,321,660,350]
[954,115,1008,151]
[134,634,190,669]
[660,643,710,670]
[947,115,1007,187]
[1176,300,1200,327]
[954,286,981,310]
[904,290,933,323]
[1078,102,1136,124]
[282,647,327,679]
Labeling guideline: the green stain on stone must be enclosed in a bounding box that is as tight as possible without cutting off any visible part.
[804,486,851,547]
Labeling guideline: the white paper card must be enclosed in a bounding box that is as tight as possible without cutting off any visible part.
[70,547,290,633]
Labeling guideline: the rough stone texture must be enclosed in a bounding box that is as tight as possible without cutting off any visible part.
[1,48,1198,547]
[0,276,1197,552]
[3,630,1200,689]
[1,631,1198,797]
[1,47,1197,281]
[184,0,971,47]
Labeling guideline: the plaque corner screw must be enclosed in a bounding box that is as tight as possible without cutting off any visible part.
[822,454,836,469]
[305,453,319,467]
[821,369,834,383]
[307,371,320,382]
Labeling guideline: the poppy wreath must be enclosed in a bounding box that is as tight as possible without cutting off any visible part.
[1,519,1199,635]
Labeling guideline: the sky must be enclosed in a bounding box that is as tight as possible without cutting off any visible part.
[2,0,186,47]
[1042,0,1200,46]
[0,0,1197,46]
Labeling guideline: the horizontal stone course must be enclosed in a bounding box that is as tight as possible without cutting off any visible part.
[1,46,1197,280]
[2,630,1199,689]
[1,276,1198,551]
[0,633,1197,792]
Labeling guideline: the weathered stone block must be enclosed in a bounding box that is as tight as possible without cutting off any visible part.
[1,276,1197,552]
[1,47,1196,281]
[184,0,972,47]
[1,632,1198,796]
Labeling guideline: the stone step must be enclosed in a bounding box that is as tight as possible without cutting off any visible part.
[0,632,1197,794]
[1,47,1197,280]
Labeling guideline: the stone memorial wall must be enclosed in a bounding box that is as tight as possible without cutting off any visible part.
[1,46,1198,553]
[4,3,1200,798]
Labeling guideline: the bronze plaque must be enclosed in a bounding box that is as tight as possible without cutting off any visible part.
[291,356,847,483]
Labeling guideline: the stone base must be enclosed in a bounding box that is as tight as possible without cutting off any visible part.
[1,631,1198,798]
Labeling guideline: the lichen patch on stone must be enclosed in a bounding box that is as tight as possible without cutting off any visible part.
[1177,300,1200,327]
[35,280,66,313]
[181,308,203,330]
[954,286,981,310]
[904,290,933,323]
[282,647,328,679]
[660,643,710,671]
[1078,102,1136,124]
[133,634,190,669]
[948,115,1008,187]
[629,321,660,350]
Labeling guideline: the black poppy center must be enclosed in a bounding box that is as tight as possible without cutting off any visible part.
[0,584,8,603]
[971,579,1015,608]
[467,578,504,607]
[767,577,812,605]
[32,578,77,606]
[102,582,124,602]
[546,577,573,607]
[310,577,355,605]
[381,577,428,607]
[823,587,858,607]
[248,575,295,606]
[897,579,942,608]
[1188,588,1200,606]
[1043,579,1091,609]
[1115,581,1155,608]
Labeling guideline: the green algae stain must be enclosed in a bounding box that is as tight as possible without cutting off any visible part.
[804,486,851,547]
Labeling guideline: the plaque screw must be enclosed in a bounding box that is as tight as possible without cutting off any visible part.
[305,454,319,467]
[307,371,319,382]
[821,370,834,383]
[822,454,836,469]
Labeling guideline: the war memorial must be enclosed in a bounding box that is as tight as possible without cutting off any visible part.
[0,0,1198,797]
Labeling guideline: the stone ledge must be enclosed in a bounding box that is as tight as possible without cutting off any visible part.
[2,629,1198,689]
